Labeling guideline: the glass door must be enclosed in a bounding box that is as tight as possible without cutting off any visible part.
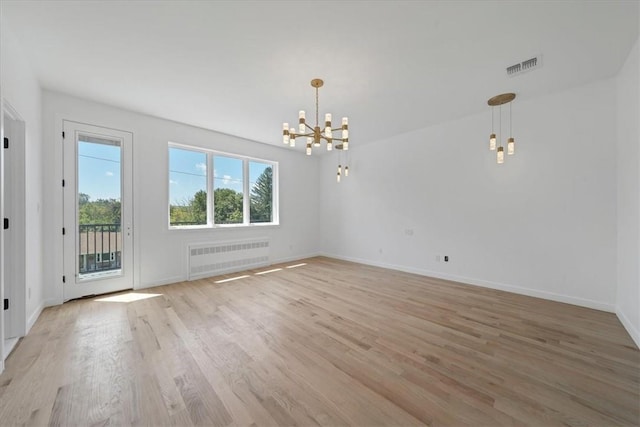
[63,121,133,300]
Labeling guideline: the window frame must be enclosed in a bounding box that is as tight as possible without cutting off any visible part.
[168,142,279,229]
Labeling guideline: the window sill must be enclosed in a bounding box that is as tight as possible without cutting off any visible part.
[169,223,280,231]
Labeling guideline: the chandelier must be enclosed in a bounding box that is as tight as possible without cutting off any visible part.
[488,93,516,164]
[283,78,350,182]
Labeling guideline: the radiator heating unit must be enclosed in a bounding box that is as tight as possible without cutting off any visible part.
[188,238,269,280]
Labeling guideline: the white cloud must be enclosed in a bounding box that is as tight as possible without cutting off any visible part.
[169,179,178,185]
[195,162,206,173]
[223,174,232,185]
[105,171,114,177]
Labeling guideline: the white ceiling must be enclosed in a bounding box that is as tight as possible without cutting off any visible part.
[2,1,638,148]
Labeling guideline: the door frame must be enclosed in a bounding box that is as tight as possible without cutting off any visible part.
[1,100,27,361]
[62,120,134,301]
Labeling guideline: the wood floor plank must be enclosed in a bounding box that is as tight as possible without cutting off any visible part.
[0,257,638,426]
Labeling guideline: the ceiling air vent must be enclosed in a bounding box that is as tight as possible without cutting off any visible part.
[506,55,542,77]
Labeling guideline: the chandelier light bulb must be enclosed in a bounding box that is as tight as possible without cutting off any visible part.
[283,123,289,144]
[507,137,515,155]
[290,138,295,148]
[299,110,305,120]
[306,142,312,156]
[489,134,496,150]
[344,166,349,177]
[327,141,332,151]
[325,126,332,138]
[342,117,348,126]
[497,146,504,164]
[343,140,349,150]
[336,171,341,183]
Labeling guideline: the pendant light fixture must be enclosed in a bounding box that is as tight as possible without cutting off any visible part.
[487,93,516,164]
[283,78,350,182]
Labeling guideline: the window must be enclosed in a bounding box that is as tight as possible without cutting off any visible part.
[213,155,244,224]
[249,161,273,223]
[169,147,208,226]
[168,144,278,228]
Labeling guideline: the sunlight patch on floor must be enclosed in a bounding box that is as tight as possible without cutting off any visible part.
[254,268,283,275]
[214,275,251,284]
[285,263,307,269]
[95,292,163,303]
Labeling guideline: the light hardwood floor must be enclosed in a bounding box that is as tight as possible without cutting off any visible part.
[0,257,638,426]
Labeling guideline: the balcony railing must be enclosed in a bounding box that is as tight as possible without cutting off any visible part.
[78,223,121,275]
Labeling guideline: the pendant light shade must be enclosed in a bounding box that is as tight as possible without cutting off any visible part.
[507,137,515,155]
[489,134,496,150]
[497,146,505,164]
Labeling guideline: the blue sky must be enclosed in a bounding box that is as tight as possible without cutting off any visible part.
[79,143,270,206]
[78,141,121,201]
[169,147,270,206]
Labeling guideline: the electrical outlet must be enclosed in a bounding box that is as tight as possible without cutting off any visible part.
[444,255,449,262]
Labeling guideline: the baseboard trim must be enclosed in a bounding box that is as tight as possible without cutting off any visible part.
[321,253,616,313]
[26,301,45,334]
[135,252,322,289]
[271,252,322,266]
[616,307,640,349]
[45,298,62,307]
[136,276,185,290]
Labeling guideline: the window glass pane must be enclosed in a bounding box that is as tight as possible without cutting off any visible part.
[169,147,207,226]
[213,155,244,224]
[250,161,273,223]
[77,136,122,276]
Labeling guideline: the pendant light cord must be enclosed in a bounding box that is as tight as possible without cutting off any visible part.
[491,106,494,133]
[499,105,502,147]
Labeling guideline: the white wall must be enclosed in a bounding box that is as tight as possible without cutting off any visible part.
[0,24,45,334]
[616,37,640,347]
[42,91,320,305]
[320,77,619,312]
